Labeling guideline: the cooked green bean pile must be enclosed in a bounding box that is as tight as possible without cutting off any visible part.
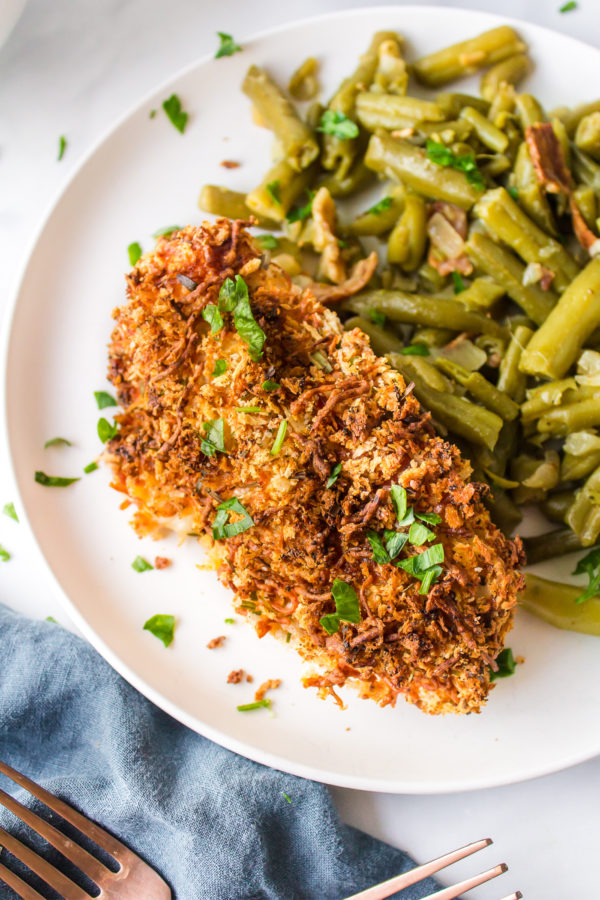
[199,26,600,632]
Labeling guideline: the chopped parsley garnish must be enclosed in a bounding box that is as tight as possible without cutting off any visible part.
[572,548,600,604]
[162,94,188,134]
[452,271,466,294]
[237,699,271,711]
[396,543,445,577]
[326,462,342,488]
[0,546,10,562]
[271,420,288,455]
[390,484,408,522]
[489,647,516,681]
[45,616,58,624]
[212,497,254,540]
[177,273,198,291]
[132,556,154,573]
[507,186,519,201]
[426,139,485,190]
[224,617,235,625]
[559,1,577,11]
[368,309,386,327]
[396,507,415,527]
[367,530,390,564]
[44,437,72,449]
[201,418,227,457]
[262,379,280,391]
[83,461,98,474]
[266,180,281,206]
[366,196,393,216]
[153,225,181,237]
[94,390,117,409]
[309,350,332,372]
[216,275,266,361]
[57,136,67,161]
[319,579,361,635]
[408,521,436,546]
[418,565,443,594]
[400,343,430,356]
[215,31,242,58]
[286,190,314,224]
[149,109,157,119]
[282,792,292,803]
[416,512,442,525]
[97,418,118,443]
[213,359,227,377]
[317,110,359,140]
[202,303,224,334]
[3,502,18,522]
[236,406,263,414]
[143,613,175,647]
[128,242,142,266]
[256,234,279,249]
[384,530,408,560]
[35,471,80,487]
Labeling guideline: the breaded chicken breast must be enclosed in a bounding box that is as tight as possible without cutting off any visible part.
[106,219,524,715]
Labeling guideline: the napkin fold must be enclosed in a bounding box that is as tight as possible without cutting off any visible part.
[0,603,441,900]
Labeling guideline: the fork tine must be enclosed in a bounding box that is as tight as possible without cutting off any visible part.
[0,825,89,899]
[421,863,508,900]
[0,862,46,900]
[0,785,115,885]
[341,838,492,900]
[0,760,127,861]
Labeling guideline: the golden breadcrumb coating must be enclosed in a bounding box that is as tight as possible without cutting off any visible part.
[106,219,524,715]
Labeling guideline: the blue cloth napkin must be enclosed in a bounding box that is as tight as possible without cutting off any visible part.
[0,603,442,900]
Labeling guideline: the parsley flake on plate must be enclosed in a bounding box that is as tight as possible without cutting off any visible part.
[162,94,188,134]
[215,31,242,58]
[317,110,359,140]
[94,390,117,410]
[572,548,600,604]
[326,462,342,489]
[143,613,175,647]
[128,242,142,266]
[83,461,98,474]
[489,647,517,681]
[237,699,271,711]
[0,545,10,562]
[3,502,18,522]
[57,136,67,161]
[319,578,360,635]
[282,792,292,803]
[35,471,80,487]
[153,225,181,237]
[132,556,154,573]
[224,618,235,625]
[212,497,254,540]
[559,1,577,11]
[97,418,118,443]
[44,437,72,449]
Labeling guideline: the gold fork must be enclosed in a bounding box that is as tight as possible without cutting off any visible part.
[341,837,522,900]
[0,760,171,899]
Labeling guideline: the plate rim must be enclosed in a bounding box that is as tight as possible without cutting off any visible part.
[3,4,600,794]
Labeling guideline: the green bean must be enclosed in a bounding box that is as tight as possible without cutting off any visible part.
[512,142,556,235]
[453,278,505,310]
[322,31,397,176]
[356,93,444,131]
[345,288,509,338]
[514,92,546,130]
[473,187,580,293]
[572,147,600,191]
[552,116,571,169]
[521,378,579,421]
[413,27,527,88]
[479,154,512,178]
[319,158,376,198]
[365,133,482,209]
[387,194,427,270]
[415,119,474,142]
[553,98,600,136]
[198,185,278,229]
[561,448,600,482]
[373,36,409,95]
[417,260,448,293]
[538,398,600,436]
[435,92,490,118]
[488,84,516,124]
[242,65,319,172]
[245,160,318,223]
[485,486,523,535]
[573,185,597,229]
[566,464,600,546]
[458,106,508,152]
[480,53,532,103]
[573,112,600,163]
[520,574,600,637]
[523,529,582,563]
[343,316,405,357]
[347,185,405,236]
[520,258,600,379]
[288,57,319,102]
[411,327,455,348]
[388,353,503,449]
[466,232,556,325]
[435,358,520,420]
[497,324,533,402]
[540,492,575,524]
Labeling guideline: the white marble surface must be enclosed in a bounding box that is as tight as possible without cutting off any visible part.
[1,1,599,898]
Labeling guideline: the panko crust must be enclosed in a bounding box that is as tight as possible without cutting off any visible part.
[106,219,524,715]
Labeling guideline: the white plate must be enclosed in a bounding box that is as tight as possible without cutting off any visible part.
[4,5,600,793]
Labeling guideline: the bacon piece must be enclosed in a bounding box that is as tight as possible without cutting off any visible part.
[254,678,281,701]
[154,556,171,569]
[227,669,245,683]
[308,252,378,304]
[206,635,226,649]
